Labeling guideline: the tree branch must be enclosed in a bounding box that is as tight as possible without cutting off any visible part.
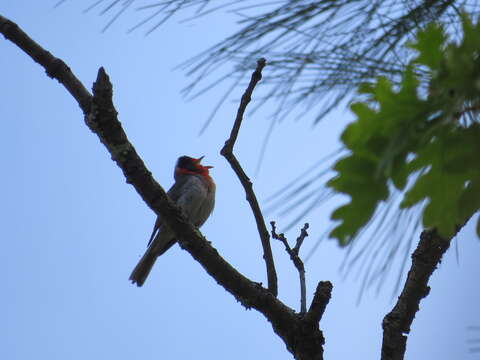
[381,225,465,360]
[220,58,278,297]
[271,221,309,313]
[0,14,91,113]
[295,281,332,360]
[304,281,333,325]
[1,15,329,359]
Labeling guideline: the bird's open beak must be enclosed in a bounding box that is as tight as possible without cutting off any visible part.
[194,156,213,169]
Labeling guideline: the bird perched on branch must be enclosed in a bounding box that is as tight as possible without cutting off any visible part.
[129,156,215,287]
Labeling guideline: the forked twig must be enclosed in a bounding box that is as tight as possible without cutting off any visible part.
[271,221,309,313]
[220,58,278,297]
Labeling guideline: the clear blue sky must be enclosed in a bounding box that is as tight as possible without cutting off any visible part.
[1,2,479,359]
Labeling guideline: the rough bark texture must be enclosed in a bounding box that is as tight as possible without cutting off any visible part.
[381,228,455,360]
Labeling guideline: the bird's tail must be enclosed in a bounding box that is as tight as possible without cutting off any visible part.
[129,248,158,287]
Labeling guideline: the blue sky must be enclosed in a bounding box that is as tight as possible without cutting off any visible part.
[1,2,479,359]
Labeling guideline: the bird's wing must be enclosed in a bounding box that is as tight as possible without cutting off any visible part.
[146,182,179,247]
[175,175,209,222]
[146,217,162,247]
[196,180,215,227]
[146,176,209,247]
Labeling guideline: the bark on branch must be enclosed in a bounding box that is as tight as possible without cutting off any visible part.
[381,225,466,360]
[1,14,330,360]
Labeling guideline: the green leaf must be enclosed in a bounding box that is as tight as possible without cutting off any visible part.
[458,180,480,221]
[345,102,378,149]
[409,23,447,71]
[390,156,410,190]
[329,14,480,244]
[327,155,389,245]
[401,126,480,237]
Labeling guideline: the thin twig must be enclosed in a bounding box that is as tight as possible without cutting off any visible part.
[221,58,278,297]
[222,58,266,151]
[271,221,309,313]
[381,225,467,360]
[294,223,310,254]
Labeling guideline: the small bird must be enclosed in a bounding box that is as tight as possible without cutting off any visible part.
[129,155,216,287]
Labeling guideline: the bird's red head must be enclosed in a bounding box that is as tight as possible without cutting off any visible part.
[174,155,213,180]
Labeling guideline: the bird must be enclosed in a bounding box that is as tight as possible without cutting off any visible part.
[129,155,216,287]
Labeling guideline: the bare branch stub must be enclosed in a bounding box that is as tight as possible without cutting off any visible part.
[271,221,309,313]
[304,281,333,325]
[221,58,278,297]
